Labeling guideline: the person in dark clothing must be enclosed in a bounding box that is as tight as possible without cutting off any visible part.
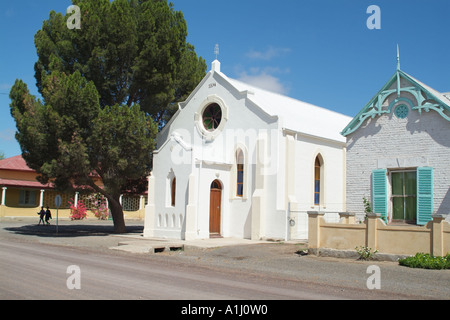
[38,206,45,225]
[45,206,52,225]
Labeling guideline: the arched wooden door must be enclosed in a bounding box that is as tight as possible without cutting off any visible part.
[209,180,222,237]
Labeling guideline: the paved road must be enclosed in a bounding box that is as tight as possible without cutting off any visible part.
[0,238,352,300]
[1,218,449,302]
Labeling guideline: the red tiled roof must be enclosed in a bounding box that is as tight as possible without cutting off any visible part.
[0,155,34,172]
[0,178,52,189]
[0,155,147,194]
[0,155,51,189]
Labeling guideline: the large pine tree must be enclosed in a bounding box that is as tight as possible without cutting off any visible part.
[10,0,206,233]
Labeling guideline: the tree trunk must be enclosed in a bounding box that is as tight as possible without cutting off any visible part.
[108,195,127,234]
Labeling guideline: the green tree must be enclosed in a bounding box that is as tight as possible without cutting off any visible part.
[34,0,206,128]
[10,0,205,233]
[10,71,157,233]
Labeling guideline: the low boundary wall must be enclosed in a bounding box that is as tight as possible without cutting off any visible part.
[308,212,449,257]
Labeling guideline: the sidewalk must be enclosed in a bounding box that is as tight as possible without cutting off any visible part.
[110,235,272,254]
[0,217,297,254]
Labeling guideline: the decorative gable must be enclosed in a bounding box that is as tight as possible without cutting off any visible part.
[341,69,450,136]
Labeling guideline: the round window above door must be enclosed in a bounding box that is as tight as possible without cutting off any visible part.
[202,103,222,131]
[194,95,228,141]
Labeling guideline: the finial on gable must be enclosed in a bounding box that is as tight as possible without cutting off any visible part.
[212,44,221,72]
[214,44,219,60]
[396,44,401,97]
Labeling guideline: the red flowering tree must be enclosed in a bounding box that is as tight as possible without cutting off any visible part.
[68,199,87,220]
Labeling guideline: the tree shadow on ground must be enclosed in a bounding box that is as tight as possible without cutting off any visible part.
[5,223,143,238]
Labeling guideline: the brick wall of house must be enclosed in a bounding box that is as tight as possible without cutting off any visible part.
[346,105,450,221]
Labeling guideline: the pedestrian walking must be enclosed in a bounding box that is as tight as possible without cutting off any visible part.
[38,206,45,225]
[45,206,52,225]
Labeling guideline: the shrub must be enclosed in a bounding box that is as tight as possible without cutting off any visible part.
[355,246,378,260]
[398,253,450,269]
[91,203,109,220]
[68,199,87,220]
[86,193,109,220]
[363,196,372,216]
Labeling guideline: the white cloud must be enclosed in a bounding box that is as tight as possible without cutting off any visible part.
[237,46,292,94]
[237,71,289,95]
[246,46,291,61]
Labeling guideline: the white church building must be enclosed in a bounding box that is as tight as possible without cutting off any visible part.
[144,60,352,240]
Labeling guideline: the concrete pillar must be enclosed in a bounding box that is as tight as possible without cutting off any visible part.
[339,212,356,224]
[184,174,198,240]
[285,134,296,206]
[431,214,445,257]
[144,173,156,238]
[1,187,6,206]
[139,195,144,210]
[366,212,380,250]
[285,134,299,240]
[251,135,267,240]
[39,189,45,208]
[307,211,324,254]
[74,192,79,207]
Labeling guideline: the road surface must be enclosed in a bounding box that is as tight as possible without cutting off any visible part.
[1,219,449,305]
[0,239,366,300]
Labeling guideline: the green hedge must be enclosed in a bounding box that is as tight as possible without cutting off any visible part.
[398,253,450,269]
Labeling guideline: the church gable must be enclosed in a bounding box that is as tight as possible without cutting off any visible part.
[156,61,285,154]
[160,59,351,152]
[341,69,450,137]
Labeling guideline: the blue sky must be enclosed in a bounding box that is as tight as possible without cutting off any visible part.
[0,0,449,158]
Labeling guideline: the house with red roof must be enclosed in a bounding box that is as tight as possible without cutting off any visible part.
[0,155,146,219]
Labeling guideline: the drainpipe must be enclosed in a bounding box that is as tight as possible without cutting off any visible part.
[285,202,291,241]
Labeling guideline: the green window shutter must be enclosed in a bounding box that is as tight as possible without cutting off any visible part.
[372,169,388,221]
[417,167,433,225]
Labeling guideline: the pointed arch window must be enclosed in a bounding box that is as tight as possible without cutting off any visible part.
[314,156,322,205]
[236,150,244,197]
[171,177,176,207]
